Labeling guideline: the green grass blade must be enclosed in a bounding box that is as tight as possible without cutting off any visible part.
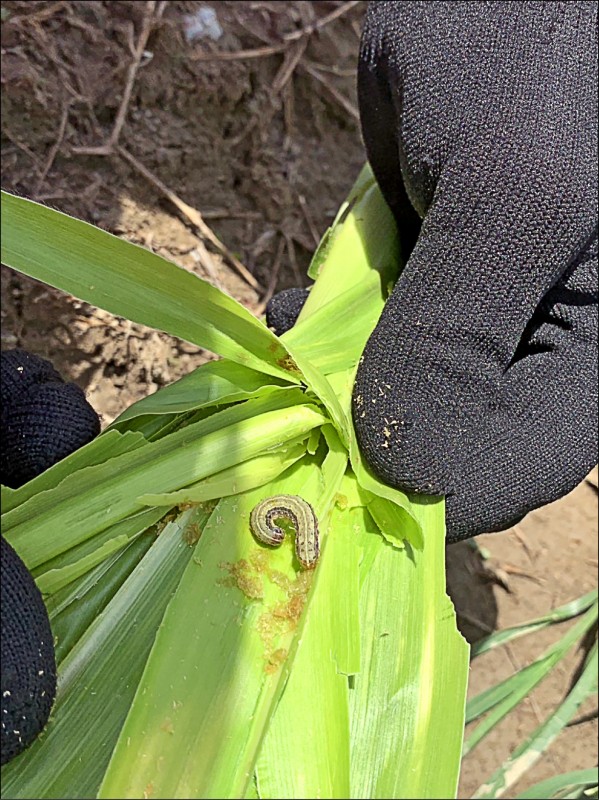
[33,504,166,596]
[514,770,599,800]
[471,590,599,658]
[473,643,598,799]
[464,603,598,754]
[1,190,299,383]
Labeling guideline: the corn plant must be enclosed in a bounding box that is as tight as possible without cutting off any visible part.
[0,166,469,799]
[465,588,598,799]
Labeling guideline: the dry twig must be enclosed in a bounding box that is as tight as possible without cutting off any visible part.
[272,38,308,95]
[502,564,545,586]
[34,104,71,196]
[566,709,599,727]
[309,63,357,78]
[2,127,43,173]
[282,1,361,42]
[255,234,286,317]
[509,525,536,563]
[72,1,166,156]
[283,78,295,148]
[302,61,360,120]
[118,146,262,292]
[190,240,223,291]
[202,208,263,221]
[234,19,361,121]
[298,193,321,247]
[283,231,303,287]
[190,43,286,61]
[6,1,67,25]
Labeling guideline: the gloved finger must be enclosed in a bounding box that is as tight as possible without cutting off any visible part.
[445,236,598,540]
[352,143,597,517]
[357,28,421,260]
[1,536,56,766]
[265,287,311,336]
[0,350,99,764]
[1,349,100,489]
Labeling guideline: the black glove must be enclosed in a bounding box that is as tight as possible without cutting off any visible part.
[1,349,100,765]
[269,1,598,542]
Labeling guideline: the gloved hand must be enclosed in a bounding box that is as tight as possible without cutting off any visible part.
[268,1,598,541]
[1,349,100,765]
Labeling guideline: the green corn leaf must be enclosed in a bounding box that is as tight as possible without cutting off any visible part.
[1,191,299,383]
[33,504,167,597]
[50,531,157,664]
[285,341,352,446]
[304,164,375,283]
[137,436,308,505]
[32,506,167,580]
[348,494,469,799]
[283,273,385,375]
[299,165,398,317]
[4,396,326,570]
[350,427,425,550]
[254,503,361,799]
[1,165,468,800]
[109,360,288,431]
[99,460,325,799]
[0,509,208,799]
[35,536,131,596]
[1,430,147,514]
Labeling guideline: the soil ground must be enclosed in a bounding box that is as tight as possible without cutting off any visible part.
[1,3,597,797]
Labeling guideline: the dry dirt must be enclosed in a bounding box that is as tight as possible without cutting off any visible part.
[1,2,597,797]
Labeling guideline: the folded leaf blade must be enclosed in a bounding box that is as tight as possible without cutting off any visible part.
[1,191,299,383]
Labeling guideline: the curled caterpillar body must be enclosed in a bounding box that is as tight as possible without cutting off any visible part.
[250,495,320,570]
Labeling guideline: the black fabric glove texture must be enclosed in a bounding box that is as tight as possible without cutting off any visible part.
[1,349,101,765]
[353,0,598,541]
[1,537,56,766]
[265,287,311,334]
[267,1,598,542]
[1,348,101,488]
